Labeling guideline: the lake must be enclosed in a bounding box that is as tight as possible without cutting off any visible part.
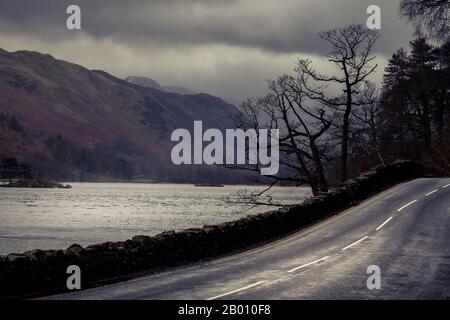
[0,183,310,255]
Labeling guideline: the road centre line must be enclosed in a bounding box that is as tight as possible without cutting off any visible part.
[342,236,369,251]
[206,281,266,300]
[397,200,418,212]
[443,184,450,189]
[375,217,393,231]
[287,256,330,273]
[425,190,438,196]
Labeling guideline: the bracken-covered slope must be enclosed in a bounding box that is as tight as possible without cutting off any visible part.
[0,48,244,182]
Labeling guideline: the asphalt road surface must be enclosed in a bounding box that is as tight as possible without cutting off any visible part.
[47,178,450,300]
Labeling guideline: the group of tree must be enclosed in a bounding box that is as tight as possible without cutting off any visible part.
[379,37,450,174]
[229,0,449,200]
[44,135,135,180]
[0,158,33,183]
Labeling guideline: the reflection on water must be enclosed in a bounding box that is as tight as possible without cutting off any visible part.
[0,183,310,255]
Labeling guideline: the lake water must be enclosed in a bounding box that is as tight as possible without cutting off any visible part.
[0,183,310,255]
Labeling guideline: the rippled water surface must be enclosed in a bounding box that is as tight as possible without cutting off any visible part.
[0,183,310,254]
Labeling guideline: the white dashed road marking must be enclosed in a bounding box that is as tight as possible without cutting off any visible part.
[287,256,330,273]
[342,236,369,251]
[376,217,393,231]
[397,200,418,212]
[207,281,266,300]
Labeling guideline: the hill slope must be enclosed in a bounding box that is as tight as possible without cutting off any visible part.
[0,49,243,182]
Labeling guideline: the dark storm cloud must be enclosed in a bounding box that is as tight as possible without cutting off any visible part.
[0,0,415,102]
[0,0,412,55]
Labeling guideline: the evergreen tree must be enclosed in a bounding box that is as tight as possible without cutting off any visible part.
[379,37,450,166]
[383,48,409,89]
[431,40,450,136]
[407,37,436,145]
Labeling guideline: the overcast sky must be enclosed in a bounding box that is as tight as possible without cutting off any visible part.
[0,0,415,104]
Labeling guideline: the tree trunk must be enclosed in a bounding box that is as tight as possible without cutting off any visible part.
[341,101,352,182]
[340,62,353,182]
[310,139,329,193]
[310,179,319,197]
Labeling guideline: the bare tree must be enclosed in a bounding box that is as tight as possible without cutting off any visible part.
[351,82,386,166]
[228,72,335,197]
[400,0,450,40]
[222,181,285,210]
[297,24,379,181]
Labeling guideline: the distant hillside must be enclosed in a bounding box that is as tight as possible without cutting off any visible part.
[125,76,195,95]
[0,48,248,183]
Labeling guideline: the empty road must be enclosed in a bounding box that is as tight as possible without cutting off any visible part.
[48,178,450,300]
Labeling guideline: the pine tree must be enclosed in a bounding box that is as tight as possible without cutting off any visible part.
[407,37,436,76]
[383,48,409,89]
[407,37,437,145]
[432,40,450,136]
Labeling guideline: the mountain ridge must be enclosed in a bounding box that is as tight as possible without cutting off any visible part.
[125,75,195,95]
